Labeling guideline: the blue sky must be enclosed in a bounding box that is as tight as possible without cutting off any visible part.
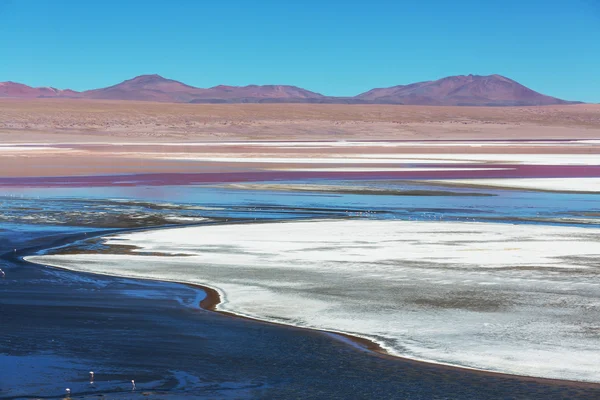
[1,0,598,101]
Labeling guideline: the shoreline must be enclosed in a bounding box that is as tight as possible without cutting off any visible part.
[19,222,600,391]
[193,279,600,389]
[197,283,391,356]
[19,254,600,391]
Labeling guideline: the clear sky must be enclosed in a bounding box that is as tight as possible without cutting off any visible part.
[1,0,599,102]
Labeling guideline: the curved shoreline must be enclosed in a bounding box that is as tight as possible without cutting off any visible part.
[20,226,600,390]
[197,283,387,354]
[193,281,600,389]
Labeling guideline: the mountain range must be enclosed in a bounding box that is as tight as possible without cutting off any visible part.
[0,74,579,106]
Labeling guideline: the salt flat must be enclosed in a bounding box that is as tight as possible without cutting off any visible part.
[431,177,600,193]
[277,167,513,172]
[348,153,600,165]
[28,219,600,383]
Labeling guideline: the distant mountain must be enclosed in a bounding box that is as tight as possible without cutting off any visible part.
[356,74,576,106]
[82,75,326,103]
[0,74,580,106]
[189,84,326,103]
[0,81,79,99]
[82,74,203,102]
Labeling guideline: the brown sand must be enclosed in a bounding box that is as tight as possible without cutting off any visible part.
[2,99,599,178]
[1,99,600,143]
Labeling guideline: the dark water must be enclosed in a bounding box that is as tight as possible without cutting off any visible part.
[1,183,600,399]
[3,180,600,226]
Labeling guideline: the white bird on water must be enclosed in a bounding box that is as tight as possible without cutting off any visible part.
[0,269,5,279]
[89,371,94,383]
[65,388,71,396]
[131,379,136,390]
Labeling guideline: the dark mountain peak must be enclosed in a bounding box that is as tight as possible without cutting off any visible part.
[256,84,284,89]
[441,74,494,81]
[126,74,169,83]
[211,85,236,90]
[443,74,515,84]
[116,74,194,88]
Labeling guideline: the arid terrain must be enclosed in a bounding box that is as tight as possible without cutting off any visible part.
[1,100,600,143]
[2,100,600,180]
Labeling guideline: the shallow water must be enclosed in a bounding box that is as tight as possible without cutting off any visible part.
[3,179,599,226]
[2,182,600,398]
[33,219,600,382]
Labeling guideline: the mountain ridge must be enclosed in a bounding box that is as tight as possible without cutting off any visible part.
[0,74,580,106]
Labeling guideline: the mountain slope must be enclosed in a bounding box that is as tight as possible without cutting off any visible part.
[0,82,79,98]
[189,84,326,103]
[82,75,326,103]
[356,74,574,106]
[82,74,205,102]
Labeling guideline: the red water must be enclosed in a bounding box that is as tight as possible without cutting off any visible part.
[1,164,599,187]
